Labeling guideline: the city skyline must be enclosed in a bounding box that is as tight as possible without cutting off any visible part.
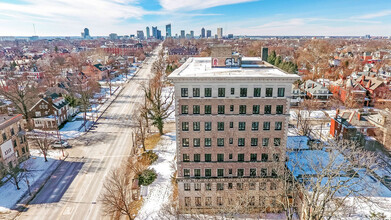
[1,0,391,36]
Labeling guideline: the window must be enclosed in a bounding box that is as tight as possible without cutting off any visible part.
[218,88,225,97]
[271,169,278,178]
[10,128,14,136]
[230,88,235,95]
[254,88,261,97]
[195,197,201,206]
[270,182,277,190]
[183,154,190,162]
[273,153,280,162]
[193,88,200,97]
[275,122,282,130]
[238,138,245,147]
[228,182,233,189]
[181,88,188,97]
[194,169,201,177]
[253,105,260,114]
[276,105,284,114]
[250,153,257,161]
[185,197,190,206]
[205,88,212,97]
[193,122,200,131]
[239,105,246,114]
[205,183,211,190]
[193,105,200,114]
[229,154,233,160]
[249,183,256,190]
[264,105,271,114]
[250,168,257,177]
[251,138,258,146]
[204,105,212,114]
[217,169,224,177]
[237,169,244,177]
[238,122,246,131]
[2,133,6,141]
[205,138,211,147]
[184,169,190,177]
[182,138,189,147]
[229,122,233,128]
[205,122,212,131]
[182,122,189,131]
[261,154,268,162]
[262,138,269,147]
[217,183,224,190]
[274,138,281,146]
[194,154,201,162]
[229,138,233,144]
[266,88,273,97]
[206,197,212,206]
[263,122,270,130]
[259,182,266,190]
[218,105,225,114]
[184,183,190,191]
[205,154,211,162]
[217,197,223,206]
[240,88,247,97]
[217,138,224,147]
[278,88,285,97]
[230,105,234,112]
[195,183,201,191]
[181,105,188,114]
[217,154,224,162]
[193,138,200,147]
[205,169,211,177]
[35,111,41,117]
[260,168,267,177]
[238,154,244,162]
[217,122,224,131]
[251,122,259,131]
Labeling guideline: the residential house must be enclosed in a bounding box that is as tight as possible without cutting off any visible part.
[303,80,333,101]
[30,93,70,130]
[82,63,108,81]
[330,78,367,107]
[356,75,390,105]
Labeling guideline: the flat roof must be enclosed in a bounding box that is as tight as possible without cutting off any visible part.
[168,57,300,80]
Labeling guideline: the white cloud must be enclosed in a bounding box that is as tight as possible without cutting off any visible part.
[158,0,257,11]
[353,10,391,19]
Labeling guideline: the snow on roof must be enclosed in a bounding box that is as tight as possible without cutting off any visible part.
[168,57,300,80]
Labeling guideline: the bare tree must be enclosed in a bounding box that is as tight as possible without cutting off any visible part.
[0,74,39,130]
[9,165,28,190]
[134,106,147,152]
[100,166,139,220]
[285,139,383,220]
[33,131,54,162]
[292,99,321,136]
[143,51,174,135]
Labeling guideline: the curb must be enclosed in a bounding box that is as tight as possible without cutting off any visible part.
[13,155,68,215]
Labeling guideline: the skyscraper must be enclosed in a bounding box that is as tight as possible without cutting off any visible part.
[152,26,158,38]
[146,27,150,39]
[109,33,118,40]
[137,30,144,40]
[201,28,205,38]
[82,28,90,39]
[217,27,223,39]
[166,24,172,38]
[206,30,211,38]
[157,29,162,40]
[181,30,185,38]
[190,30,194,39]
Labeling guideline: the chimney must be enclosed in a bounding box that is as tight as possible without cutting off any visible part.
[312,83,314,89]
[362,75,365,81]
[323,82,325,87]
[336,108,339,118]
[357,112,361,120]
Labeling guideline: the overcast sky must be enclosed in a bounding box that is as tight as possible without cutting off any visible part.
[1,0,391,36]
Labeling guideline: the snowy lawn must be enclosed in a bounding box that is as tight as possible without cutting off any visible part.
[0,149,63,213]
[290,110,327,120]
[136,132,176,220]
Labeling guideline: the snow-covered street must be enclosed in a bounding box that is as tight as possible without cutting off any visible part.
[136,132,176,220]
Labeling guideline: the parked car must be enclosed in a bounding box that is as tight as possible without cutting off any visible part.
[51,140,71,149]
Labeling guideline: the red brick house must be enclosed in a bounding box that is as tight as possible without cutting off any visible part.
[29,93,70,130]
[356,75,390,105]
[82,64,108,81]
[330,78,367,107]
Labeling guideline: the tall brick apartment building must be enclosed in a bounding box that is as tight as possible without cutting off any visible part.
[168,47,299,213]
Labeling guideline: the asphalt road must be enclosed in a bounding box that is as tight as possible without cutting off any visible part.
[15,46,161,220]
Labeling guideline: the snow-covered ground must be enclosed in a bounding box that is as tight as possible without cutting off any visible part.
[136,132,176,220]
[290,110,327,120]
[0,149,63,214]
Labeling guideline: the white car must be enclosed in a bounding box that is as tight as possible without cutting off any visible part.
[51,140,71,149]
